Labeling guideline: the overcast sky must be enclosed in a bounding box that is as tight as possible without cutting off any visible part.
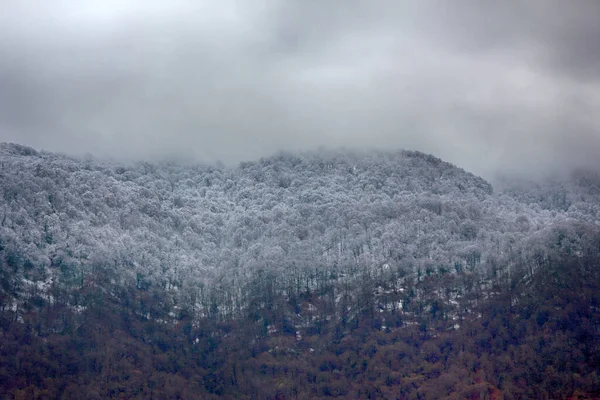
[1,0,599,178]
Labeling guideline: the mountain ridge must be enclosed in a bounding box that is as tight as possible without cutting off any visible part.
[1,142,599,398]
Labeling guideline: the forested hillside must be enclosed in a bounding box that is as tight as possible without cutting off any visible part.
[1,142,599,399]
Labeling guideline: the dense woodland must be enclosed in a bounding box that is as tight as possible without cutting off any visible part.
[1,142,599,399]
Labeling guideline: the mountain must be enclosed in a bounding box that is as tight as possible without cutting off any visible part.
[1,142,599,399]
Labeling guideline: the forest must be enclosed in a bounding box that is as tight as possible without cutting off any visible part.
[0,142,599,399]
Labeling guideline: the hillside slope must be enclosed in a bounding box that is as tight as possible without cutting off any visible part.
[1,142,599,398]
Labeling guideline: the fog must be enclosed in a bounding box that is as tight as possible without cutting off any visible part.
[1,0,599,178]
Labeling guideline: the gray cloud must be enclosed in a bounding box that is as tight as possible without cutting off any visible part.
[0,0,599,179]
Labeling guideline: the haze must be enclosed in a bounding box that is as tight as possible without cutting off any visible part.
[1,0,599,178]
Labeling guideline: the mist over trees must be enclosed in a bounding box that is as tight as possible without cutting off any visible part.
[1,142,599,398]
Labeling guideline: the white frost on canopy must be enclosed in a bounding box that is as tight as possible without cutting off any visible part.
[0,145,598,320]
